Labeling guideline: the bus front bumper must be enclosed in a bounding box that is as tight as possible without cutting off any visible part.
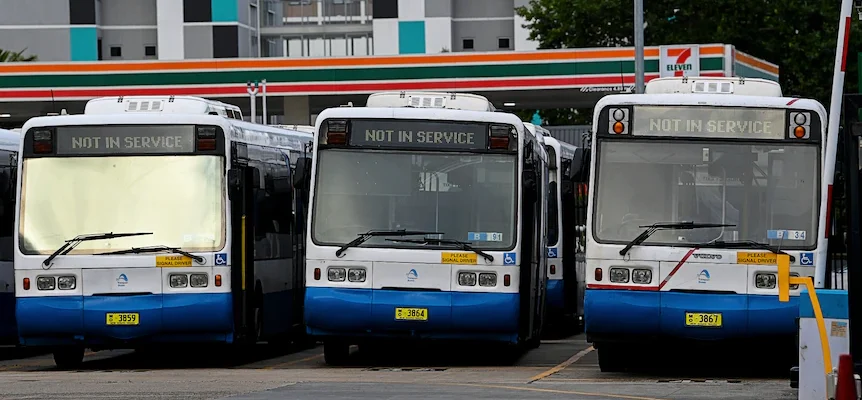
[16,293,234,347]
[584,289,798,341]
[304,288,520,343]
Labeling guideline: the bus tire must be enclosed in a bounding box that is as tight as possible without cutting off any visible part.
[596,344,625,372]
[253,285,264,343]
[323,340,350,365]
[53,346,85,369]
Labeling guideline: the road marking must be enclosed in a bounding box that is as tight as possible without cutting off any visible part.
[451,383,669,400]
[527,345,594,383]
[262,353,324,369]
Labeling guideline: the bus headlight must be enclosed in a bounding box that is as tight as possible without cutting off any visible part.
[190,273,208,288]
[170,274,188,288]
[632,269,652,284]
[458,272,477,286]
[755,273,776,289]
[609,268,629,283]
[328,267,346,282]
[348,268,366,282]
[36,276,55,290]
[58,276,76,290]
[479,273,497,287]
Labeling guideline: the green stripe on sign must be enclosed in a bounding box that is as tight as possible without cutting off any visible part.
[700,57,723,71]
[0,60,662,89]
[734,63,778,80]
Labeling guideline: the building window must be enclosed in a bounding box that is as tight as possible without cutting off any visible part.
[110,46,122,57]
[462,38,474,50]
[498,38,510,49]
[145,46,156,57]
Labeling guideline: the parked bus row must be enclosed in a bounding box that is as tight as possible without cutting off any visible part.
[0,92,590,367]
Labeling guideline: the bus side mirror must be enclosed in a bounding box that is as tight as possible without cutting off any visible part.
[294,157,311,190]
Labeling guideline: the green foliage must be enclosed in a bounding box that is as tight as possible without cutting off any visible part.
[515,0,862,123]
[0,48,38,62]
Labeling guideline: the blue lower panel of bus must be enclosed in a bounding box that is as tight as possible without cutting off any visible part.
[305,288,520,343]
[16,293,233,346]
[546,279,564,313]
[0,292,16,343]
[584,289,798,341]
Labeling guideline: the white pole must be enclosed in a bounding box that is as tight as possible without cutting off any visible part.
[634,0,645,94]
[262,79,268,125]
[818,0,854,288]
[247,81,259,123]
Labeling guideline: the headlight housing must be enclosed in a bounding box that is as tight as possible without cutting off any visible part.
[36,276,55,290]
[348,268,366,282]
[755,273,776,289]
[632,269,652,284]
[170,274,188,288]
[190,273,208,288]
[57,276,76,290]
[609,268,629,283]
[478,273,497,287]
[328,267,346,282]
[458,272,477,286]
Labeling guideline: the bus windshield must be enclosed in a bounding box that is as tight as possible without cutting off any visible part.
[19,155,225,254]
[312,149,517,249]
[592,139,819,249]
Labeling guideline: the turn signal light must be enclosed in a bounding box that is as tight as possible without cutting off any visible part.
[612,121,625,134]
[326,132,347,145]
[215,274,222,287]
[314,267,321,280]
[550,265,556,275]
[594,268,603,281]
[794,126,806,138]
[503,274,511,286]
[23,278,30,290]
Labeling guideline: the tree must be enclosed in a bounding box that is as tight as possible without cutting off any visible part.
[0,48,37,62]
[515,0,862,123]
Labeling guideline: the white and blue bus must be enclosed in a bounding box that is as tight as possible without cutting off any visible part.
[0,128,20,344]
[584,77,828,371]
[524,123,590,331]
[304,91,550,364]
[14,96,313,368]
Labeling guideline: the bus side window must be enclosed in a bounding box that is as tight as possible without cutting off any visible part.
[0,150,12,262]
[548,181,559,247]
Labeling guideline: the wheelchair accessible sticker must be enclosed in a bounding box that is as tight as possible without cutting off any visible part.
[215,253,228,266]
[799,252,814,266]
[503,252,517,265]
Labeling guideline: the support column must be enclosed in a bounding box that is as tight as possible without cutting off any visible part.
[156,0,185,60]
[283,96,311,125]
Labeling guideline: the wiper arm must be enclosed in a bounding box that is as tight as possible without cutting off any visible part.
[96,245,205,264]
[336,230,443,257]
[386,238,494,262]
[43,231,153,268]
[619,221,735,256]
[698,240,796,262]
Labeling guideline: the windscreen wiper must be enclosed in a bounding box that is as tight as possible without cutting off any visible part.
[386,238,494,262]
[696,240,796,262]
[96,245,205,264]
[43,231,153,268]
[619,221,735,256]
[336,230,443,257]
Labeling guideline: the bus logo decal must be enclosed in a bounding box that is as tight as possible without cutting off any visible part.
[215,253,227,266]
[692,253,721,260]
[503,253,516,265]
[406,269,418,282]
[116,274,128,287]
[697,270,710,284]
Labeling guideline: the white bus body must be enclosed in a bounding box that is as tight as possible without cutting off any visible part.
[305,93,548,364]
[585,77,827,371]
[14,105,312,368]
[84,96,244,120]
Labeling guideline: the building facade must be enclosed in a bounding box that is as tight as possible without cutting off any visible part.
[0,0,538,61]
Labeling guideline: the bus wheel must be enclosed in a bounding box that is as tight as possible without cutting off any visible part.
[53,346,85,369]
[253,305,263,343]
[596,344,625,372]
[323,341,350,365]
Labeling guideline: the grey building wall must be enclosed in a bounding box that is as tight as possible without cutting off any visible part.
[184,25,213,59]
[238,26,253,58]
[452,20,514,51]
[0,29,72,61]
[0,0,70,24]
[425,0,452,18]
[452,0,514,19]
[101,29,158,60]
[101,0,157,25]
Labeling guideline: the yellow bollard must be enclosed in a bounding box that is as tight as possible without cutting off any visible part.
[777,254,833,392]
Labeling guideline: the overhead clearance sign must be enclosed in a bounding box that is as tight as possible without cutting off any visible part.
[660,46,700,78]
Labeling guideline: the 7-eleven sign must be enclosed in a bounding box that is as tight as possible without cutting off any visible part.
[659,46,700,77]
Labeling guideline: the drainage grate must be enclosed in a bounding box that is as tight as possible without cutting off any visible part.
[364,367,448,372]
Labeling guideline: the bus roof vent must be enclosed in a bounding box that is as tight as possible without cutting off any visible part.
[367,91,495,111]
[126,99,165,112]
[645,76,782,97]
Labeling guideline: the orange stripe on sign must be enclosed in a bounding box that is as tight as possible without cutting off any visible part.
[0,48,664,74]
[666,46,724,57]
[735,52,779,74]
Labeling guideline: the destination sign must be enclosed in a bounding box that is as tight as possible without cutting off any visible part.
[630,106,788,140]
[55,125,197,155]
[348,120,488,150]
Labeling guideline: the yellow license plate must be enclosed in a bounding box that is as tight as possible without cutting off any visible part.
[106,313,139,326]
[685,312,721,327]
[395,307,428,321]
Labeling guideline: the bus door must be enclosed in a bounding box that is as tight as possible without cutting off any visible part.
[519,144,542,341]
[288,153,312,331]
[228,142,259,343]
